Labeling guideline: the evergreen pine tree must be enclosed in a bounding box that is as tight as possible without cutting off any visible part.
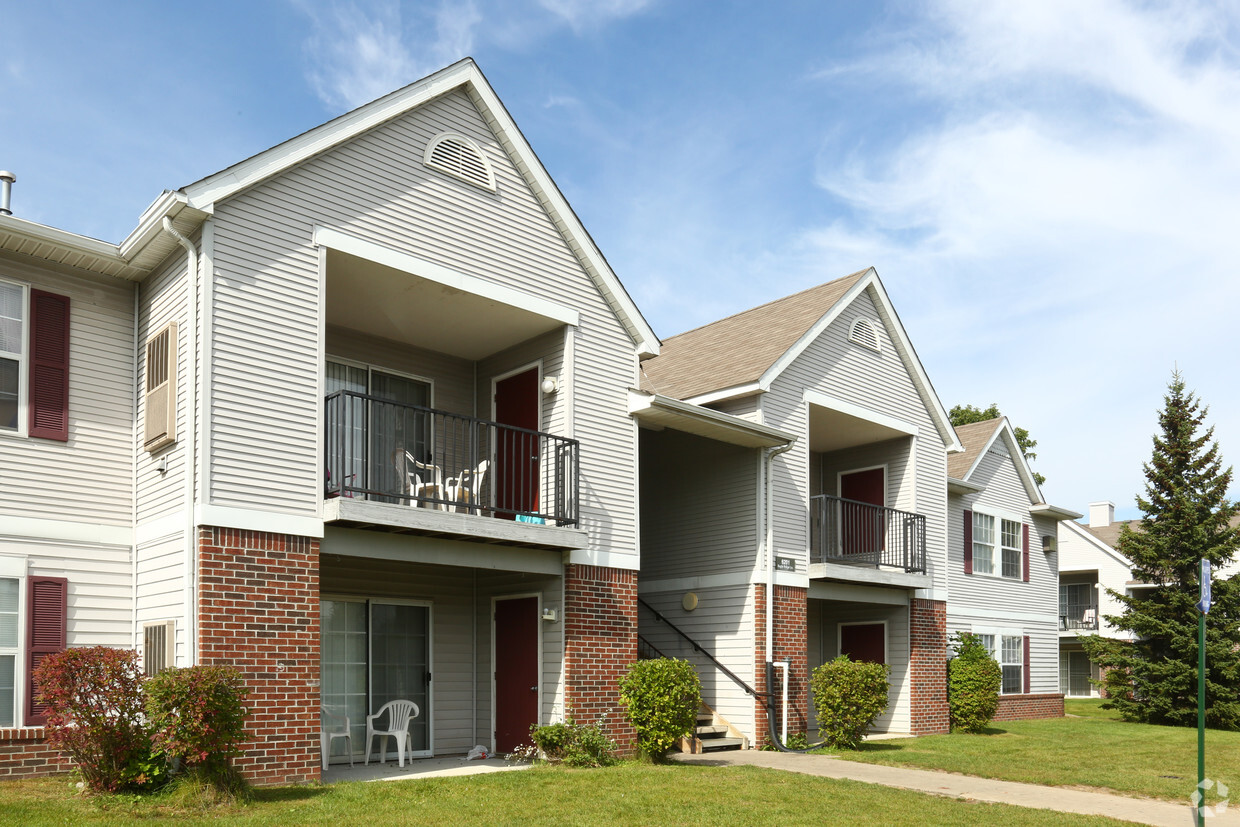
[1081,373,1240,729]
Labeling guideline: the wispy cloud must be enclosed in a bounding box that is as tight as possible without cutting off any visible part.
[805,0,1240,510]
[536,0,654,31]
[297,0,479,111]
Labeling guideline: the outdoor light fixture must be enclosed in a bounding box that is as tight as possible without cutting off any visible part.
[541,376,559,394]
[682,592,698,612]
[541,608,557,621]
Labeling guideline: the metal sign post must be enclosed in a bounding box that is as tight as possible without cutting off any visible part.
[1197,558,1211,827]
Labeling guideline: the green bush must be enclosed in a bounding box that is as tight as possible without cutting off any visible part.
[33,647,158,792]
[144,665,249,776]
[948,632,1001,733]
[529,717,618,767]
[617,658,701,761]
[810,655,890,750]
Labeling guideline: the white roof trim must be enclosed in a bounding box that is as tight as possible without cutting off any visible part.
[803,389,920,436]
[958,417,1047,506]
[1031,503,1085,521]
[180,58,658,358]
[948,477,986,494]
[1061,519,1133,568]
[759,268,961,452]
[0,214,126,260]
[628,389,795,449]
[314,225,579,328]
[683,382,764,406]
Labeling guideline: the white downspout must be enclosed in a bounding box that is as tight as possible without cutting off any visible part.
[762,441,794,730]
[162,217,198,666]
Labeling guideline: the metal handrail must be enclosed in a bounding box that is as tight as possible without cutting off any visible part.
[324,389,580,526]
[637,598,765,698]
[809,494,926,573]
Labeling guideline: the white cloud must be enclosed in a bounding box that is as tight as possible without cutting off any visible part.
[298,0,479,111]
[806,0,1240,513]
[536,0,654,31]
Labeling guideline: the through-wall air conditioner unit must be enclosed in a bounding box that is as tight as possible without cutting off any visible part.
[143,322,177,452]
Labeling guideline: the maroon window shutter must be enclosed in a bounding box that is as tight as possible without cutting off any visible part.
[28,290,70,441]
[1022,635,1031,694]
[1022,523,1030,582]
[963,509,973,574]
[25,576,68,726]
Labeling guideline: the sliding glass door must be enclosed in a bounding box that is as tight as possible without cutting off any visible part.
[320,598,432,764]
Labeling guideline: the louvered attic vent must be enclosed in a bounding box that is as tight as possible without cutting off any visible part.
[423,132,496,192]
[849,318,881,352]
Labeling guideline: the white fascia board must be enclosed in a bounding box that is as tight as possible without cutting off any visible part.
[0,213,127,263]
[181,59,477,209]
[947,477,986,495]
[991,420,1043,504]
[628,389,796,449]
[195,504,325,539]
[802,389,920,436]
[314,226,579,327]
[1030,503,1084,521]
[1062,520,1133,568]
[684,382,764,407]
[760,269,961,452]
[463,68,660,358]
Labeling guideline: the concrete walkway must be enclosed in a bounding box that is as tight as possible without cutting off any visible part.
[673,750,1240,827]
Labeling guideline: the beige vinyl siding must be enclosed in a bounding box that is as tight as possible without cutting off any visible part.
[764,289,949,588]
[808,597,911,733]
[476,329,567,437]
[707,394,762,424]
[207,90,638,559]
[946,616,1060,696]
[0,255,134,526]
[638,429,758,579]
[1058,524,1133,640]
[320,547,562,755]
[638,585,756,740]
[813,437,915,511]
[136,250,190,523]
[135,534,187,665]
[327,325,474,415]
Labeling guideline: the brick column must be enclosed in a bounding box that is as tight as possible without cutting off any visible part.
[752,584,808,748]
[563,564,637,753]
[198,527,320,785]
[909,598,949,734]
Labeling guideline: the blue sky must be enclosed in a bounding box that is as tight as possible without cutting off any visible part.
[6,1,1240,520]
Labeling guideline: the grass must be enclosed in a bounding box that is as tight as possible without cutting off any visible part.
[0,763,1130,826]
[832,699,1238,803]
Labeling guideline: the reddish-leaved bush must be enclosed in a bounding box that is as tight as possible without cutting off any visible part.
[144,665,249,771]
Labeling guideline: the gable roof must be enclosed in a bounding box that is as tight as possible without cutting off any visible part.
[639,267,962,451]
[947,418,1005,481]
[0,59,660,357]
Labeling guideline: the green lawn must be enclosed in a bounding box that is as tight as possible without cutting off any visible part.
[0,763,1129,826]
[833,699,1237,803]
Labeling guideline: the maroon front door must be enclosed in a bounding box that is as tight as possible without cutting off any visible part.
[495,369,540,519]
[840,468,884,557]
[840,623,886,664]
[494,596,539,752]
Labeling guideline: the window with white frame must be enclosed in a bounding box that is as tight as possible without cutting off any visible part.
[1000,518,1022,579]
[0,576,18,726]
[972,512,995,574]
[977,633,1024,694]
[0,279,25,433]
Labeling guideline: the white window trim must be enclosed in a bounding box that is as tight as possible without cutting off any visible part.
[972,626,1024,695]
[971,507,1025,581]
[0,556,27,729]
[0,278,29,438]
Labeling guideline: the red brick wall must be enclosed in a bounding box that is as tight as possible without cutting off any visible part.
[909,598,949,735]
[0,728,70,779]
[752,584,808,748]
[198,527,320,786]
[563,564,637,753]
[993,693,1064,721]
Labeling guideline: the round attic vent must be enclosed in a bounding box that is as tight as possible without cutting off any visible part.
[849,318,881,352]
[423,132,496,192]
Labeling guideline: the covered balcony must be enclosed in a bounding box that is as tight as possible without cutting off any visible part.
[809,495,926,573]
[317,228,586,549]
[1059,579,1099,631]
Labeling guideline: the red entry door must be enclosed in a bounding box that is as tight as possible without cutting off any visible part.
[840,468,885,557]
[495,368,540,519]
[494,597,539,753]
[840,623,886,664]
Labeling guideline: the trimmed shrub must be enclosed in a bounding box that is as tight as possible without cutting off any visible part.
[617,658,701,761]
[948,632,1001,733]
[810,655,890,750]
[144,665,249,776]
[33,646,154,792]
[529,717,618,767]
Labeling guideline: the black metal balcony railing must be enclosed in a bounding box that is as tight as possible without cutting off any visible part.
[809,494,926,574]
[1059,599,1099,631]
[324,390,579,527]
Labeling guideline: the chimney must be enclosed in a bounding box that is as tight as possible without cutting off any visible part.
[0,171,13,216]
[1088,501,1115,528]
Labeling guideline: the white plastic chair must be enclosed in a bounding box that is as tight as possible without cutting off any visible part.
[364,699,420,767]
[393,450,444,510]
[320,705,353,771]
[445,460,489,514]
